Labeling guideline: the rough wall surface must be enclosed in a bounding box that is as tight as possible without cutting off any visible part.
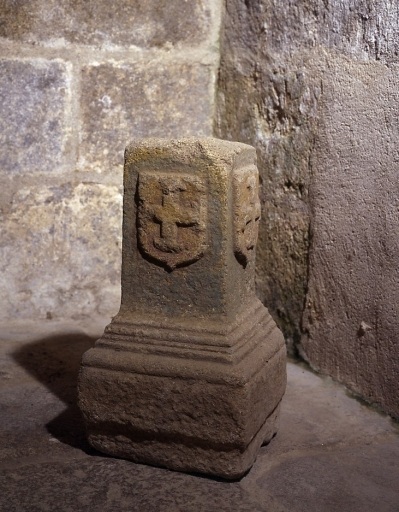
[0,1,222,322]
[216,0,399,416]
[301,58,399,419]
[215,1,321,348]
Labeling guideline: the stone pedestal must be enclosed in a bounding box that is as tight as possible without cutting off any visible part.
[78,138,287,479]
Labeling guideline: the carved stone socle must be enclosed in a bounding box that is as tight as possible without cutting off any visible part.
[78,138,287,479]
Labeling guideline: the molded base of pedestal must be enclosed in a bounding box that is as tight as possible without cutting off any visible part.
[78,302,286,479]
[87,401,281,480]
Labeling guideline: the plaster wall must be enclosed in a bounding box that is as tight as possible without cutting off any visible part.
[216,0,399,417]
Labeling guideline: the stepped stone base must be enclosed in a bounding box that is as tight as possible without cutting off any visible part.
[78,300,286,479]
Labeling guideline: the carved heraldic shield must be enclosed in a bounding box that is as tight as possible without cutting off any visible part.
[137,172,207,270]
[233,167,261,267]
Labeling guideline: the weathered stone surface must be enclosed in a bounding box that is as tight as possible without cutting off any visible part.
[0,59,69,175]
[216,1,321,348]
[219,0,399,62]
[0,0,212,48]
[0,183,122,322]
[216,0,399,419]
[137,172,207,271]
[300,59,399,419]
[78,138,287,479]
[79,63,213,172]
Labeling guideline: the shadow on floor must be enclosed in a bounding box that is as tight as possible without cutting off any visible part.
[12,331,99,452]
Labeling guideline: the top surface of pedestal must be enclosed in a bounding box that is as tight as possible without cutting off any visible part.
[119,137,261,322]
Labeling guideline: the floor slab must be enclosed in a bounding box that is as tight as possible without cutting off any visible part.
[0,320,398,511]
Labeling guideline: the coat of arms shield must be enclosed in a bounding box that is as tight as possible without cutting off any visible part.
[137,172,207,271]
[233,167,261,267]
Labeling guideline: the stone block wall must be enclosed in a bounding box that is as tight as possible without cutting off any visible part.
[216,0,399,418]
[2,1,398,419]
[0,1,221,322]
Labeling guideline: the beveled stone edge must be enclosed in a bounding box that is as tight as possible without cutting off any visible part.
[85,300,284,369]
[81,329,286,386]
[106,299,266,344]
[124,137,255,166]
[96,314,276,365]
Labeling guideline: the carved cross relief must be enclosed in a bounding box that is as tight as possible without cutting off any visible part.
[137,173,207,271]
[233,167,261,267]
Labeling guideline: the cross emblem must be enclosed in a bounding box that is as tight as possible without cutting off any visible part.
[150,183,201,253]
[137,173,207,270]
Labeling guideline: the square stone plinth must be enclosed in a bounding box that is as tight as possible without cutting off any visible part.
[78,138,287,479]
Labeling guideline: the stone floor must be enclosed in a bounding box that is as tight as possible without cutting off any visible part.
[0,319,398,512]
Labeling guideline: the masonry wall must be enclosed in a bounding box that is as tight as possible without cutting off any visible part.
[0,1,221,322]
[2,1,398,419]
[216,0,399,417]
